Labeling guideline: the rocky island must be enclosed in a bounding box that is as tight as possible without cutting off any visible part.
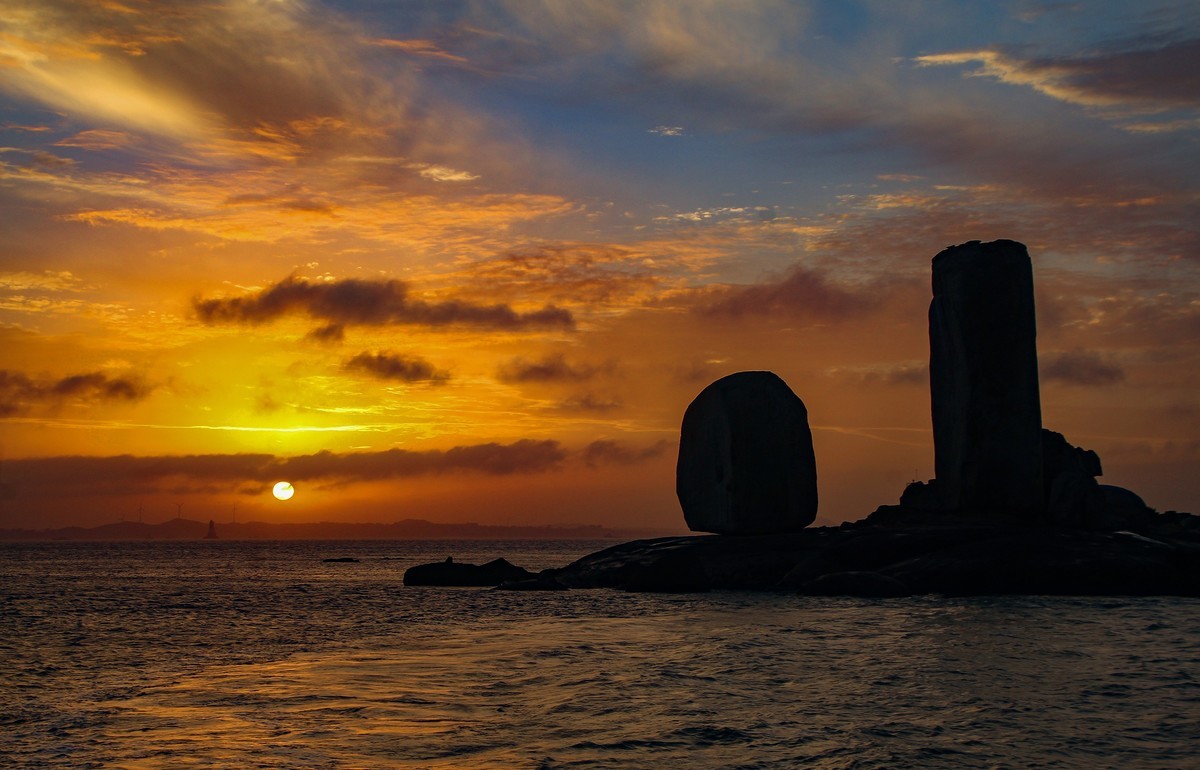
[406,240,1199,597]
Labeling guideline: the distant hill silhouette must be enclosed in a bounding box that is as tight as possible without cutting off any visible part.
[0,517,673,541]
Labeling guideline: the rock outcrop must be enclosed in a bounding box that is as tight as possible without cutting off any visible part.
[403,557,535,586]
[929,240,1043,516]
[676,371,817,535]
[546,516,1200,596]
[1042,428,1103,526]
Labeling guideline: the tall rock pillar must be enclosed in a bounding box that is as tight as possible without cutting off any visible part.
[930,239,1043,516]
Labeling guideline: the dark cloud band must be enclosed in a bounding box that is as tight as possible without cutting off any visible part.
[194,275,575,331]
[699,266,886,320]
[497,353,602,383]
[344,351,449,383]
[0,369,150,417]
[4,440,566,497]
[2,438,666,498]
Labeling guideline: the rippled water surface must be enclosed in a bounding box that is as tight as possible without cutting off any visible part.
[2,540,1198,768]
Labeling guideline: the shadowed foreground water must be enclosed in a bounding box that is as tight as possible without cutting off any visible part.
[2,541,1198,768]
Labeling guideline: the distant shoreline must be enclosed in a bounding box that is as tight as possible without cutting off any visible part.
[0,517,680,542]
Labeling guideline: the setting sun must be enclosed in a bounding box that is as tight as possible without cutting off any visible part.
[272,481,295,501]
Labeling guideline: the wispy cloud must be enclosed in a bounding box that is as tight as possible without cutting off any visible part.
[411,163,479,182]
[455,244,670,310]
[0,270,87,292]
[497,353,605,383]
[556,393,624,413]
[304,323,345,344]
[582,439,669,467]
[54,129,139,151]
[699,265,895,321]
[1041,349,1126,386]
[369,38,471,66]
[829,361,928,387]
[915,38,1200,119]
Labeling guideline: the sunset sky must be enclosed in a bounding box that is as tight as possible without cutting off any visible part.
[1,0,1197,530]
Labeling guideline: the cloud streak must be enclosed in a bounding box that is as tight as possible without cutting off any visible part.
[582,439,669,467]
[2,437,669,498]
[830,361,928,387]
[194,275,574,332]
[4,441,566,498]
[1041,350,1126,387]
[699,265,891,321]
[0,369,150,417]
[497,353,604,383]
[344,351,449,383]
[916,38,1200,115]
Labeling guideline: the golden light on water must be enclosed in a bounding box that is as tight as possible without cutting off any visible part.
[272,481,295,501]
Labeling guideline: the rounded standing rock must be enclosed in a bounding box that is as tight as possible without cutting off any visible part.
[676,371,818,535]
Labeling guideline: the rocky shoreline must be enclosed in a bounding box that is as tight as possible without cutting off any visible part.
[403,507,1200,597]
[545,508,1200,596]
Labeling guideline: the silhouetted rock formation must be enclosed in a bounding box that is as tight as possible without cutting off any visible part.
[676,371,817,535]
[898,428,1157,531]
[930,239,1043,516]
[409,238,1200,598]
[546,519,1200,596]
[1042,429,1103,525]
[403,557,535,586]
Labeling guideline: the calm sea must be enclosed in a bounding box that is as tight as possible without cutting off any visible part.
[2,540,1197,769]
